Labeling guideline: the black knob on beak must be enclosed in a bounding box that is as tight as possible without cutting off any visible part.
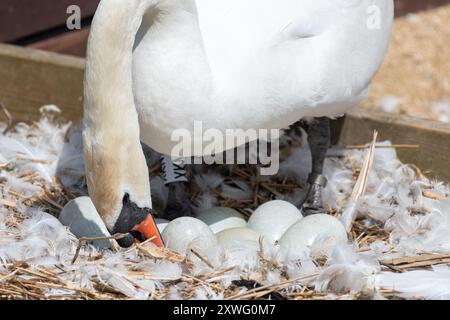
[112,193,151,247]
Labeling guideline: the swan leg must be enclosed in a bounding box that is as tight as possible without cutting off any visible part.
[160,155,193,220]
[301,117,330,216]
[141,144,193,219]
[164,182,193,220]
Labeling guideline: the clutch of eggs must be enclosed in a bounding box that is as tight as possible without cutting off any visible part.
[160,201,347,259]
[246,201,347,255]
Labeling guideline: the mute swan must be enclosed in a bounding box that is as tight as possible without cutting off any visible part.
[83,0,394,245]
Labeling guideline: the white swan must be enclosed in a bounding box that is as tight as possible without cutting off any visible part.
[83,0,394,236]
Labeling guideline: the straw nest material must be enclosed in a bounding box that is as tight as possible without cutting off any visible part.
[1,106,450,300]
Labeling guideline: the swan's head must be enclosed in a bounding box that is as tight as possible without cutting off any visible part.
[82,126,155,247]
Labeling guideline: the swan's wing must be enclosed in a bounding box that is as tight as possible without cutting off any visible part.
[195,0,393,105]
[195,0,329,81]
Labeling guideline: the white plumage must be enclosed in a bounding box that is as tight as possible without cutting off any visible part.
[132,0,394,154]
[83,0,394,228]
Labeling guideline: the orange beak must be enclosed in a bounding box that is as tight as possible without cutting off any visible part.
[131,214,164,247]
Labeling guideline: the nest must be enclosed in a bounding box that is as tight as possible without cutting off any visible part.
[1,108,450,300]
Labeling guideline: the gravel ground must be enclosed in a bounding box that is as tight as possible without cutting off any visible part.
[366,4,450,123]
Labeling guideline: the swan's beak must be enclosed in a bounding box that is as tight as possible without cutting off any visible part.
[131,214,165,247]
[111,194,164,247]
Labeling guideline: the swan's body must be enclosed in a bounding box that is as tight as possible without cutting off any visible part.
[133,0,393,155]
[83,0,393,232]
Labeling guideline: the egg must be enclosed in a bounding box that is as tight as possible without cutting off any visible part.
[247,200,303,245]
[161,217,218,255]
[155,218,170,233]
[59,196,112,249]
[216,227,262,245]
[278,214,348,258]
[196,207,247,234]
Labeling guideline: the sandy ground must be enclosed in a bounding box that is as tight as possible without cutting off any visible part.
[366,4,450,122]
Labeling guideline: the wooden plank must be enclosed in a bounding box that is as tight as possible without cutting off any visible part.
[0,44,84,123]
[27,27,91,57]
[0,0,99,42]
[394,0,450,17]
[335,107,450,182]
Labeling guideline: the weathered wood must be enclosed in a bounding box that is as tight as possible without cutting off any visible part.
[395,0,450,17]
[335,107,450,182]
[0,43,449,182]
[0,0,99,42]
[0,44,84,123]
[27,28,91,57]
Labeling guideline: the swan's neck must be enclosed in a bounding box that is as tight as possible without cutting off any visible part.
[84,0,154,130]
[83,0,156,229]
